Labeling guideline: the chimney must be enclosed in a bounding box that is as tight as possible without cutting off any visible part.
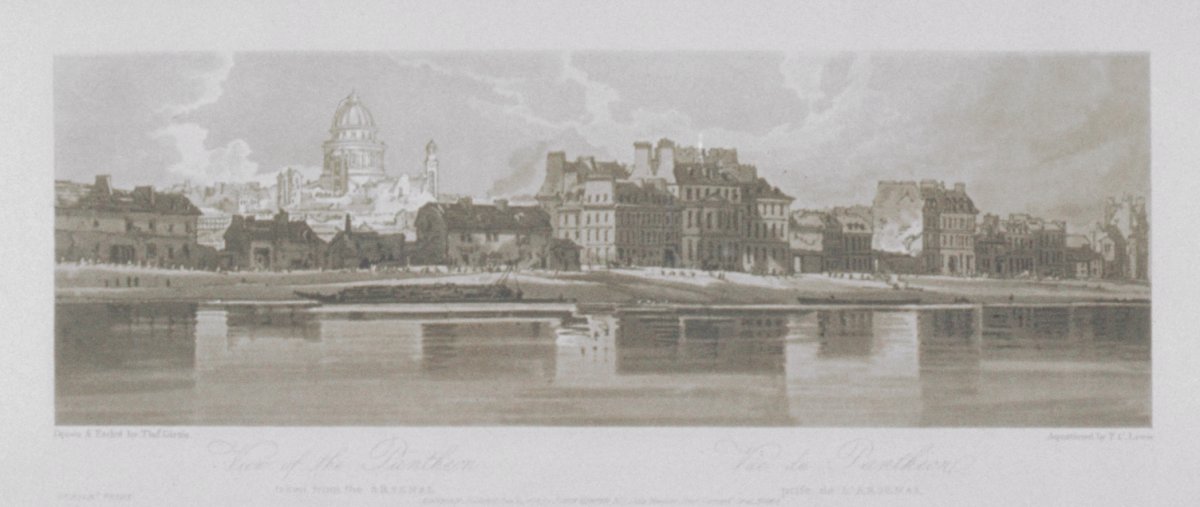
[495,199,509,211]
[458,196,473,207]
[134,185,155,206]
[539,151,567,197]
[953,182,966,193]
[344,213,352,234]
[547,151,566,172]
[633,142,652,177]
[655,139,675,176]
[94,175,113,195]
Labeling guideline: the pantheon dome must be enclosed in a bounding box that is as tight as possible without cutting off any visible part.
[321,91,387,193]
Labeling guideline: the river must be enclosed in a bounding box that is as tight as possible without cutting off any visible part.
[55,302,1150,427]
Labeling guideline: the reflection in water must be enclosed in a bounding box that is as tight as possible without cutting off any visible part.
[787,311,921,426]
[917,310,982,426]
[56,303,198,425]
[421,321,556,380]
[616,312,786,374]
[56,303,1150,426]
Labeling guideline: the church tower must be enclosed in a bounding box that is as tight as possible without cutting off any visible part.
[424,139,439,200]
[321,91,386,195]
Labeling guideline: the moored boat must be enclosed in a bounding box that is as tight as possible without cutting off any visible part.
[296,281,524,304]
[796,295,924,305]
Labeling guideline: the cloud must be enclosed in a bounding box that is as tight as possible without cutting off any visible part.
[160,52,234,117]
[151,52,261,185]
[56,52,1148,229]
[153,123,259,184]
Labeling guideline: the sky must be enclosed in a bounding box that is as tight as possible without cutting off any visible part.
[54,51,1149,228]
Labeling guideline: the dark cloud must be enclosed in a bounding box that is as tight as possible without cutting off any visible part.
[487,129,609,197]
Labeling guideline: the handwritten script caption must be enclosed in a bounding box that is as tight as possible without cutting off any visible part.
[206,437,475,479]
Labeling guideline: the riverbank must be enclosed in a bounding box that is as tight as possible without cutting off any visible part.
[54,264,1150,305]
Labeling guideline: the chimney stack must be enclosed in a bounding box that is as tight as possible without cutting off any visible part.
[134,185,156,205]
[954,182,966,193]
[495,199,509,211]
[633,141,652,177]
[94,175,113,195]
[655,139,675,177]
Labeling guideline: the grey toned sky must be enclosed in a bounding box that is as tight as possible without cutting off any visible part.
[54,51,1148,228]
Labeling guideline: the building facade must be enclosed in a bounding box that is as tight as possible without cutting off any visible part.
[1096,195,1149,281]
[414,198,552,268]
[538,138,793,273]
[921,181,979,275]
[223,211,326,270]
[276,167,306,209]
[872,180,978,275]
[832,206,874,273]
[741,178,794,274]
[675,162,748,271]
[1065,245,1105,279]
[613,180,681,267]
[975,213,1066,278]
[55,175,202,267]
[788,210,833,273]
[322,215,407,269]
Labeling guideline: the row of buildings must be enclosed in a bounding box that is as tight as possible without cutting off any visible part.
[53,169,1149,280]
[55,174,573,272]
[54,91,1148,281]
[531,139,1148,280]
[794,184,1147,280]
[536,139,794,274]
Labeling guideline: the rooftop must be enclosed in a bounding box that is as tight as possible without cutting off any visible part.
[59,176,201,216]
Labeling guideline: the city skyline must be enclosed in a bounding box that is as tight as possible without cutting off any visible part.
[54,51,1149,229]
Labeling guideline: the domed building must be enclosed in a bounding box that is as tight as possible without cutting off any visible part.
[317,91,388,194]
[270,91,442,238]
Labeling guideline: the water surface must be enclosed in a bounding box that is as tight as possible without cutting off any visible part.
[55,302,1150,426]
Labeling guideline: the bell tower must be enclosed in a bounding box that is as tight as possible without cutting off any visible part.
[424,139,439,200]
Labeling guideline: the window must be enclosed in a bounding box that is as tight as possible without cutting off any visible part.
[168,246,175,259]
[146,243,157,257]
[168,223,175,233]
[93,219,99,228]
[125,219,134,232]
[149,220,156,232]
